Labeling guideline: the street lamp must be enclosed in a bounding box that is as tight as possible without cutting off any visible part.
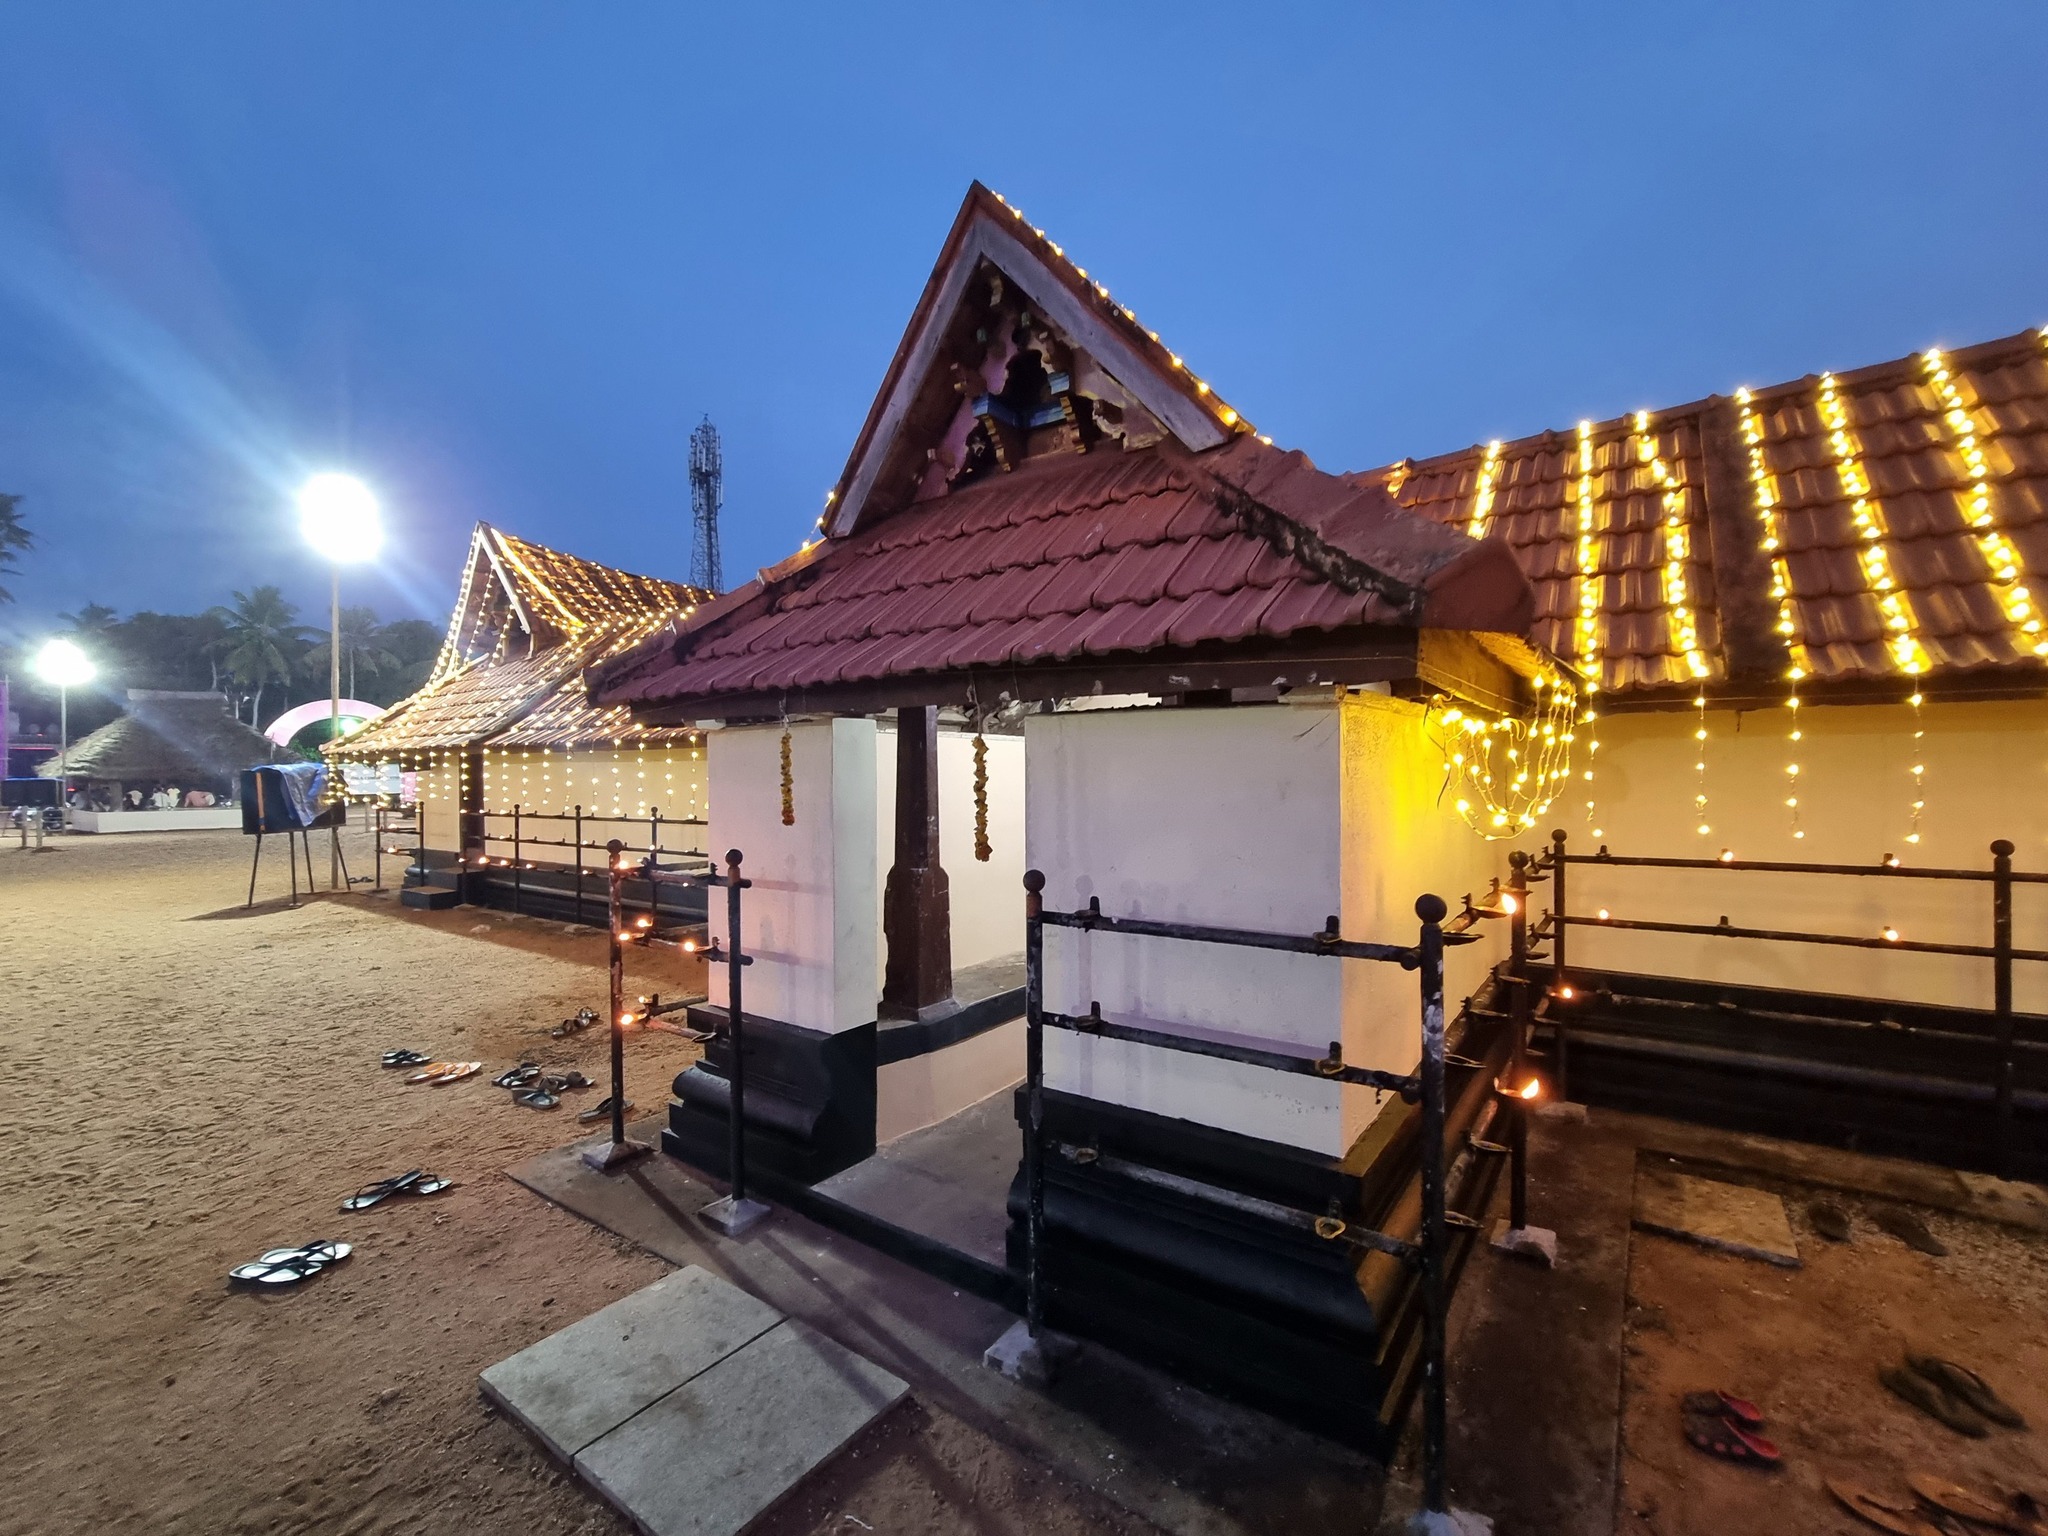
[33,637,95,826]
[298,472,383,887]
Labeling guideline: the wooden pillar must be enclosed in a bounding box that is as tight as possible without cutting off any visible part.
[881,705,953,1019]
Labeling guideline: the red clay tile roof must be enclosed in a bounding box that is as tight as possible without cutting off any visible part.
[593,435,1530,712]
[1370,327,2048,698]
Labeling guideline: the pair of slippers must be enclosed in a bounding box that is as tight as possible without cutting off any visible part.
[404,1060,482,1085]
[578,1095,634,1125]
[1830,1473,2046,1535]
[340,1168,452,1212]
[1881,1353,2025,1437]
[229,1240,352,1288]
[549,1009,599,1039]
[382,1049,431,1070]
[493,1062,593,1109]
[1681,1388,1780,1466]
[1809,1202,1949,1255]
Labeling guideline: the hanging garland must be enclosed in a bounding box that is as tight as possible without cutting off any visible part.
[1425,670,1582,840]
[779,724,794,826]
[972,729,991,862]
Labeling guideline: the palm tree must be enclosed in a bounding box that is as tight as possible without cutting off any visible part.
[0,493,30,605]
[207,586,311,726]
[59,602,121,639]
[305,605,399,699]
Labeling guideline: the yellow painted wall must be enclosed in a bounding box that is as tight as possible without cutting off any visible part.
[477,744,709,865]
[1507,697,2048,1012]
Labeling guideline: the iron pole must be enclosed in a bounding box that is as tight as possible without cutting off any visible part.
[1415,892,1451,1517]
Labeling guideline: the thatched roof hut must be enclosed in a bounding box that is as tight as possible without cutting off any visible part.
[38,690,294,786]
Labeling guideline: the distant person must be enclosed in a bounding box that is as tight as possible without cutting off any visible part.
[126,789,143,810]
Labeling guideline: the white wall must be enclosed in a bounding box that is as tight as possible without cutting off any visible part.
[1516,697,2048,1013]
[1028,703,1350,1153]
[874,726,1027,976]
[706,719,879,1034]
[1338,692,1507,1143]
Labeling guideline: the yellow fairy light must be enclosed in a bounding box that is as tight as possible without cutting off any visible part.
[1466,441,1504,540]
[1737,388,1808,839]
[1427,671,1581,841]
[1816,371,1931,844]
[1633,411,1709,680]
[1924,348,2041,659]
[1572,421,1606,835]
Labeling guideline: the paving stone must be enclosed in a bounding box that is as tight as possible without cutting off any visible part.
[1632,1165,1800,1267]
[574,1319,909,1536]
[480,1265,782,1461]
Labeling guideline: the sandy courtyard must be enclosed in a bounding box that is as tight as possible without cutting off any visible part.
[0,829,1148,1536]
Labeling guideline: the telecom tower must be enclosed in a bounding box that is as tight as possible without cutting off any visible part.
[688,416,723,594]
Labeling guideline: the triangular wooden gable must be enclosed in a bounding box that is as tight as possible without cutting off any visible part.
[825,182,1257,538]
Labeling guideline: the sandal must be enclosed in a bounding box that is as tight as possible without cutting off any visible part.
[1827,1479,1943,1536]
[427,1061,481,1085]
[340,1170,452,1212]
[578,1095,633,1124]
[1810,1201,1852,1242]
[1681,1407,1780,1466]
[550,1008,598,1039]
[382,1049,431,1069]
[404,1061,455,1084]
[1906,1472,2019,1526]
[512,1086,560,1110]
[1874,1208,1949,1256]
[494,1063,541,1089]
[1881,1364,1988,1437]
[229,1240,352,1288]
[1681,1389,1765,1430]
[1905,1355,2026,1429]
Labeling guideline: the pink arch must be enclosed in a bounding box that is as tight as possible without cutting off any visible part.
[264,698,386,746]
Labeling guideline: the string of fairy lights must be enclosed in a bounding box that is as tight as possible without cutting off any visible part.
[1571,420,1606,840]
[1925,348,2043,659]
[1427,671,1582,838]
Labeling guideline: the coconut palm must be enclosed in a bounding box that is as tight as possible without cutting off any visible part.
[206,586,312,725]
[0,493,30,605]
[59,601,121,639]
[305,606,400,699]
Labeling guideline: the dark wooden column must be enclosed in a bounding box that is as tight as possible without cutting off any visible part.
[881,705,954,1020]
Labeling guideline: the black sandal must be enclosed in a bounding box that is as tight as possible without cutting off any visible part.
[382,1050,431,1070]
[229,1240,352,1288]
[340,1170,452,1211]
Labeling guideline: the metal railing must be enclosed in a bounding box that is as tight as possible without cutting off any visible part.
[1532,830,2047,1176]
[453,804,710,923]
[1023,872,1473,1514]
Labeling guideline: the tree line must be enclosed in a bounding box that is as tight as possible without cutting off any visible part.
[3,493,439,741]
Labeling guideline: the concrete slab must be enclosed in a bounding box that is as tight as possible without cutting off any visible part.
[813,1086,1017,1266]
[1632,1163,1800,1267]
[575,1320,907,1536]
[479,1265,782,1462]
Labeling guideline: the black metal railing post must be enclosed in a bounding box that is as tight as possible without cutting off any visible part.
[580,838,652,1173]
[1024,869,1047,1341]
[1993,838,2016,1178]
[1414,892,1451,1518]
[1549,827,1570,1100]
[1507,850,1531,1232]
[512,804,523,916]
[702,848,767,1233]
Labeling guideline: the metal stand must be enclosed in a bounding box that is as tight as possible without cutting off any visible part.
[584,839,652,1174]
[702,847,768,1235]
[1491,849,1558,1268]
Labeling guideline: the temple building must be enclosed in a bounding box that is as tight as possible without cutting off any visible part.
[332,522,713,920]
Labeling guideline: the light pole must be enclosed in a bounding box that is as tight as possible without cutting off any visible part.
[298,472,383,889]
[33,637,96,828]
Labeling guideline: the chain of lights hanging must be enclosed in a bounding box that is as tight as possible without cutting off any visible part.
[1426,671,1581,839]
[972,731,992,862]
[779,725,795,826]
[1735,388,1808,838]
[1816,372,1931,845]
[1633,409,1714,837]
[1924,349,2043,659]
[1571,421,1607,838]
[1465,440,1504,540]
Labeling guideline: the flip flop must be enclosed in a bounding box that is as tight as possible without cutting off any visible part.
[1905,1356,2026,1429]
[428,1061,481,1085]
[1907,1473,2020,1528]
[1681,1407,1780,1466]
[1682,1389,1766,1430]
[512,1087,560,1110]
[578,1095,634,1124]
[1828,1479,1944,1536]
[381,1049,431,1069]
[229,1240,352,1288]
[555,1071,592,1091]
[1875,1208,1950,1256]
[493,1063,541,1089]
[1882,1364,1988,1437]
[404,1061,455,1084]
[550,1009,598,1039]
[340,1170,452,1211]
[1811,1202,1852,1242]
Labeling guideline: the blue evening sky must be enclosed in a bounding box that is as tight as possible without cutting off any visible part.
[2,4,2044,642]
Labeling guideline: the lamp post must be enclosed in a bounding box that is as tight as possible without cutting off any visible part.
[33,637,95,828]
[298,472,383,889]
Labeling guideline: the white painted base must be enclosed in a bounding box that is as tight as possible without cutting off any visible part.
[1407,1510,1494,1536]
[1489,1221,1559,1268]
[68,808,243,834]
[876,1019,1025,1144]
[701,1195,772,1236]
[982,1319,1076,1386]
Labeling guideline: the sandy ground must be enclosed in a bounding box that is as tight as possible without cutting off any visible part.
[0,829,1150,1536]
[1618,1161,2048,1534]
